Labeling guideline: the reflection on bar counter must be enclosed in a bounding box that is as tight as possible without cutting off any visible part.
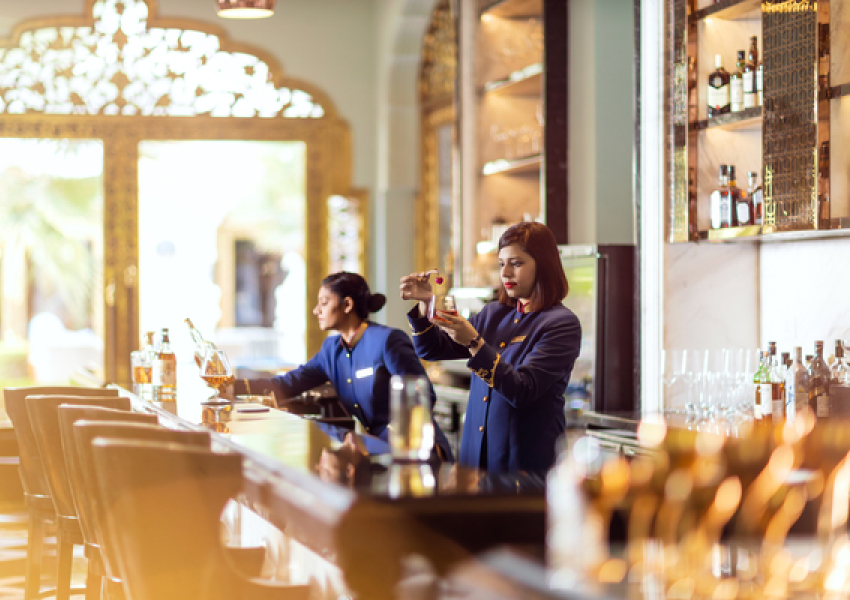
[547,414,850,598]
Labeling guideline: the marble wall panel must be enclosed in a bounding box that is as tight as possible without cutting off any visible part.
[759,238,850,355]
[664,241,760,352]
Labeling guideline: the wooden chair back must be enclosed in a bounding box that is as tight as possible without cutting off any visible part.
[58,405,159,545]
[4,386,119,501]
[26,394,131,520]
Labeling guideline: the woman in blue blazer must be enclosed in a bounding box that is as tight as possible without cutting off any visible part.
[400,222,581,474]
[231,272,453,462]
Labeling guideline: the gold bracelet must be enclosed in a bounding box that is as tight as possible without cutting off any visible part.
[244,378,251,395]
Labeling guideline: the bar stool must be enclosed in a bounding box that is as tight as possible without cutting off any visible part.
[58,407,159,600]
[3,386,119,600]
[91,438,311,600]
[27,394,133,600]
[71,420,213,599]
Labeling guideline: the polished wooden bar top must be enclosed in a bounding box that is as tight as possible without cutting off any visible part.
[124,390,547,600]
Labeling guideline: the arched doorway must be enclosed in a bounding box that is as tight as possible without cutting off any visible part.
[0,0,362,387]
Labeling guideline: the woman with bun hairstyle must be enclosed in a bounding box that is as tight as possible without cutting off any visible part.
[231,271,453,461]
[400,222,580,474]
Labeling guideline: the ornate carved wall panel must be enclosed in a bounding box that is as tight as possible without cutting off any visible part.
[0,0,356,386]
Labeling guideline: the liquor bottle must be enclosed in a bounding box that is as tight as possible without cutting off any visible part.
[809,340,831,418]
[744,36,758,109]
[730,165,750,226]
[781,351,791,369]
[730,50,745,112]
[753,350,767,420]
[707,54,730,118]
[748,171,764,226]
[768,341,784,422]
[152,327,177,401]
[831,339,850,386]
[135,331,156,401]
[785,347,809,423]
[710,165,731,229]
[185,318,216,368]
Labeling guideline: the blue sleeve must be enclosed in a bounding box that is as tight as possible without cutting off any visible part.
[270,346,331,399]
[467,309,581,409]
[383,328,438,407]
[406,305,471,362]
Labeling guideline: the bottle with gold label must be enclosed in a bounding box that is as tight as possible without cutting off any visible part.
[707,54,730,118]
[152,327,177,401]
[730,50,745,112]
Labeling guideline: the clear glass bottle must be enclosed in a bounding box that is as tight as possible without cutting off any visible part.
[707,54,731,118]
[710,164,730,230]
[730,50,745,112]
[809,341,831,418]
[134,331,156,401]
[785,347,809,423]
[831,339,850,386]
[185,317,216,368]
[152,327,177,401]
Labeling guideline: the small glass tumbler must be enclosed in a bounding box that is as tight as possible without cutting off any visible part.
[389,375,435,462]
[427,294,457,321]
[131,350,153,400]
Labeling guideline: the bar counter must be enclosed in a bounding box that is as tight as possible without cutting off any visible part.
[122,389,547,599]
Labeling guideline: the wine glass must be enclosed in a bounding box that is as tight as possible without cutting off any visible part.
[200,347,234,400]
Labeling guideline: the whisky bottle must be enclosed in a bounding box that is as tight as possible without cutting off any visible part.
[730,50,745,112]
[709,164,730,229]
[785,347,809,423]
[136,331,156,401]
[707,54,730,118]
[744,37,758,109]
[748,171,764,226]
[809,340,831,418]
[781,351,791,369]
[768,341,785,422]
[152,327,177,401]
[729,165,748,227]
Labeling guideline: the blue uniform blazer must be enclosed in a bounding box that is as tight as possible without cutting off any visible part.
[271,322,453,461]
[408,302,581,474]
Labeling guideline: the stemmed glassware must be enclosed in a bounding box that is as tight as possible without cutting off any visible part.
[200,347,234,400]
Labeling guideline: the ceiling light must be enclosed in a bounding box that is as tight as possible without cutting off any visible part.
[216,0,276,19]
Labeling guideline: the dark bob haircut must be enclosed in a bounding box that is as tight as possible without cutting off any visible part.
[321,272,386,320]
[496,222,568,312]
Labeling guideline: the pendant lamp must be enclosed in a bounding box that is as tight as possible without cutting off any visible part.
[216,0,276,19]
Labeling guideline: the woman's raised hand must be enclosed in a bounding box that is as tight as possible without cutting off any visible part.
[399,271,436,303]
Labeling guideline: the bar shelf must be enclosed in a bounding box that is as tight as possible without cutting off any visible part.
[482,64,543,96]
[689,0,760,23]
[689,106,762,132]
[481,153,542,176]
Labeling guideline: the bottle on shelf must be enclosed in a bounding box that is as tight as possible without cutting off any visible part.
[781,351,791,370]
[730,50,745,113]
[831,339,850,386]
[748,171,764,226]
[730,165,750,226]
[809,340,831,418]
[744,36,758,109]
[152,327,177,402]
[185,318,217,368]
[707,54,730,118]
[768,341,785,422]
[785,347,809,423]
[753,349,767,420]
[709,164,732,229]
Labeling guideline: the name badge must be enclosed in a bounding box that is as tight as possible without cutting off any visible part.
[355,367,374,379]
